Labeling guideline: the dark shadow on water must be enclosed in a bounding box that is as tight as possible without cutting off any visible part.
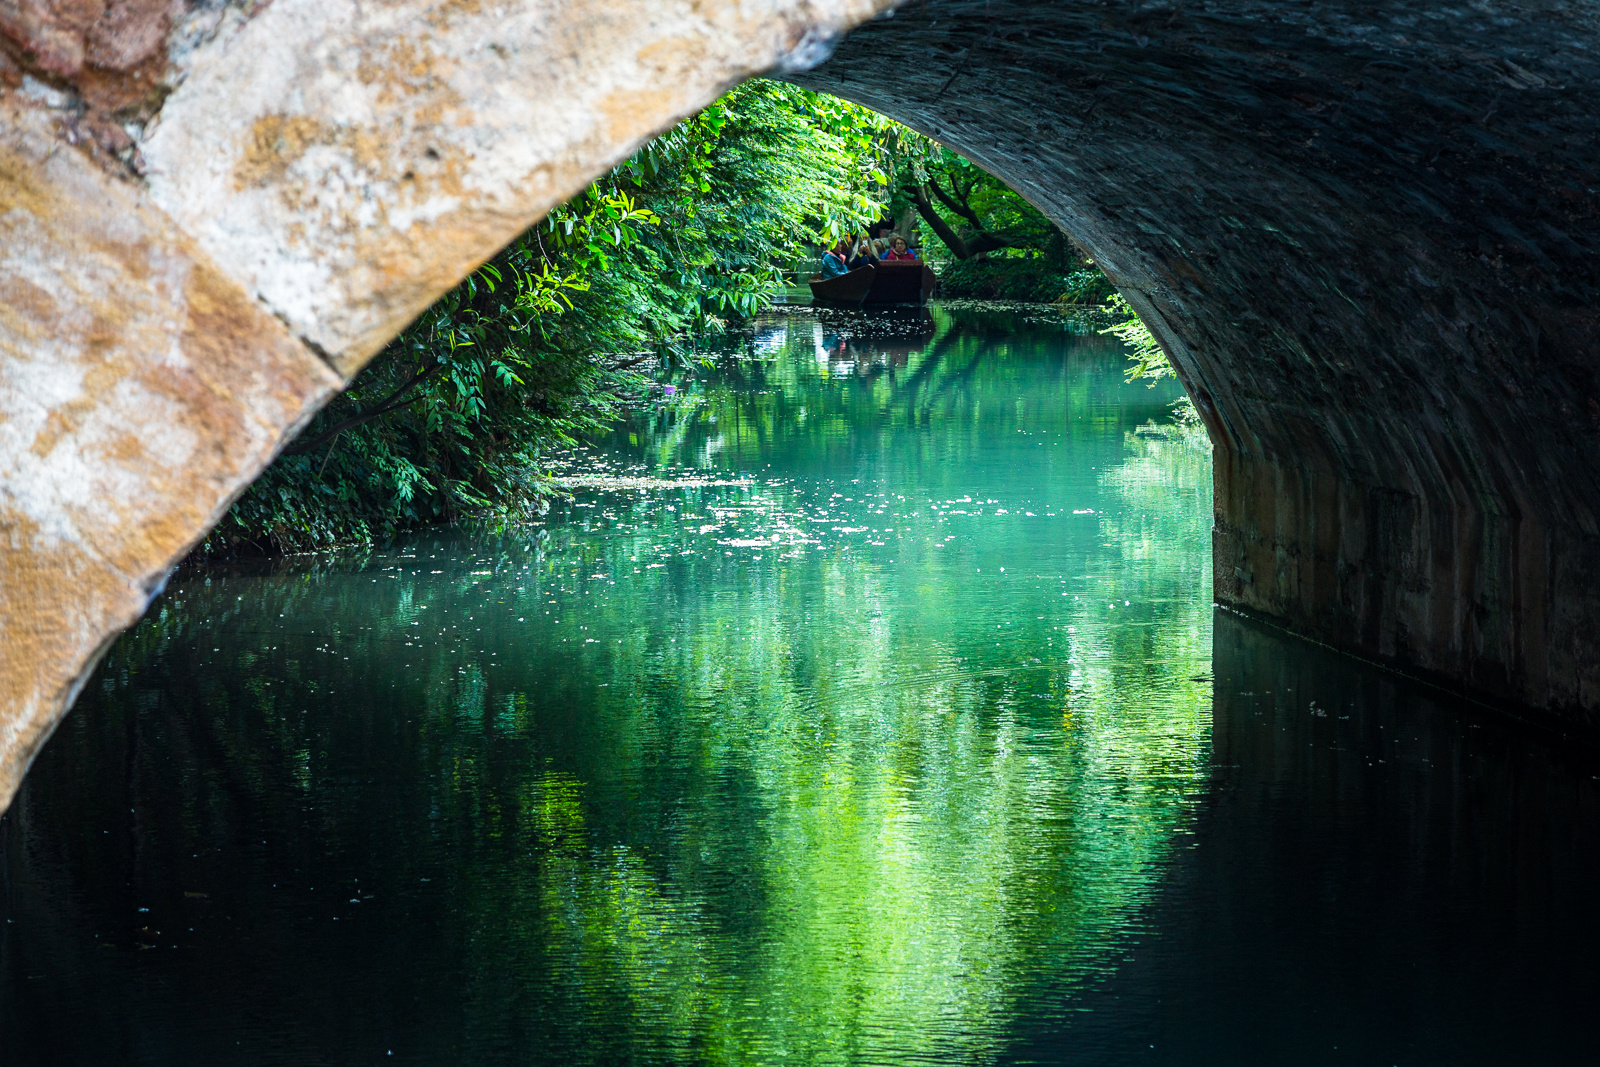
[1003,610,1600,1066]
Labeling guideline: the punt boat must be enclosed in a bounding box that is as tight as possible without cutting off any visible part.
[808,260,939,306]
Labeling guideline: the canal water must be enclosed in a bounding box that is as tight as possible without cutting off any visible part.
[3,303,1598,1065]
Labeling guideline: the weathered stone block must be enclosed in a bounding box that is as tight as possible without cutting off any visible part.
[0,102,340,803]
[142,0,896,376]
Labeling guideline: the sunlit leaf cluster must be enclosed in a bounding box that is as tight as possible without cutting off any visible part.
[1103,294,1204,431]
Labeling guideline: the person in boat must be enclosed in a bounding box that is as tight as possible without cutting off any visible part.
[882,236,918,261]
[820,241,851,278]
[848,235,879,269]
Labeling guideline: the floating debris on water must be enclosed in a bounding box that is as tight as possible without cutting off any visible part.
[553,475,754,490]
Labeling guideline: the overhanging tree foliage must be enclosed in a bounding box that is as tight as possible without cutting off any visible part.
[207,81,897,556]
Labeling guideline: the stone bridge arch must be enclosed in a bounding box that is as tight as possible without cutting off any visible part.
[795,0,1600,729]
[2,0,1597,809]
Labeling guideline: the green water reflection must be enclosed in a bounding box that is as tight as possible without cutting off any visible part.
[18,302,1213,1065]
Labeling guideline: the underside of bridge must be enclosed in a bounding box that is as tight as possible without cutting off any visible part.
[1,0,1597,809]
[796,0,1600,727]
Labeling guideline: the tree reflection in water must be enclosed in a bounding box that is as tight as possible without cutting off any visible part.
[3,302,1212,1065]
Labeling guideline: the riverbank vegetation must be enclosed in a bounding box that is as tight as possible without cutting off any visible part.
[204,83,1179,558]
[205,81,891,557]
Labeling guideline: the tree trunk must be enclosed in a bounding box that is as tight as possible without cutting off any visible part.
[909,184,1019,260]
[911,184,971,257]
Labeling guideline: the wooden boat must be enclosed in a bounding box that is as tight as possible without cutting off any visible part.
[808,265,876,304]
[809,261,939,306]
[864,260,939,304]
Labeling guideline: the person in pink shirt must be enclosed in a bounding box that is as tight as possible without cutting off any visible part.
[882,236,918,261]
